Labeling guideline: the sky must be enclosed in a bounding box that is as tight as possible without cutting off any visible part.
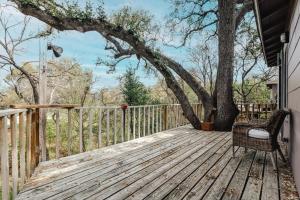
[0,0,193,91]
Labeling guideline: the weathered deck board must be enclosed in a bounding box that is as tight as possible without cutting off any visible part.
[16,126,299,200]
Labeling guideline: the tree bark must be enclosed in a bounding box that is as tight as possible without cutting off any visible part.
[214,0,239,131]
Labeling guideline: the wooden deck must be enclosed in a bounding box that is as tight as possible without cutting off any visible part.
[16,126,299,200]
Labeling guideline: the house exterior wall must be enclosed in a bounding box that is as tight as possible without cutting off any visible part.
[283,0,300,193]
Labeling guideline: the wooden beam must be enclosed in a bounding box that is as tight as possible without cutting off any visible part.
[10,104,79,109]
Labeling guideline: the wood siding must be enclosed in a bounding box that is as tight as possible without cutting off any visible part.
[285,0,300,194]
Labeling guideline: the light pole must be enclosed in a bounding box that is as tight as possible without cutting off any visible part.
[39,42,63,161]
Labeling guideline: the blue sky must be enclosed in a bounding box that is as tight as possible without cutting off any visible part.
[0,0,194,91]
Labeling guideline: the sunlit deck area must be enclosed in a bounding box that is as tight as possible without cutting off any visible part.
[15,126,298,200]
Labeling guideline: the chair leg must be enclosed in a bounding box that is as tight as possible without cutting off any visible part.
[277,147,287,162]
[270,152,277,171]
[244,147,248,153]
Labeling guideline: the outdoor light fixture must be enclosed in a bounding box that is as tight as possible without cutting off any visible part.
[47,42,63,57]
[280,32,289,43]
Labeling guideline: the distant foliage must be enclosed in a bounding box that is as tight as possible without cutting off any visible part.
[233,79,271,103]
[121,68,151,106]
[110,6,155,39]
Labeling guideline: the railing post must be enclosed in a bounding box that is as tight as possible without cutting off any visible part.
[26,110,32,177]
[1,116,9,200]
[147,106,150,135]
[143,106,146,137]
[98,108,102,147]
[114,108,117,144]
[152,105,155,134]
[79,108,83,152]
[67,108,72,155]
[163,105,168,130]
[31,108,40,167]
[19,112,26,188]
[121,107,126,142]
[138,107,141,138]
[89,110,94,150]
[159,106,162,131]
[133,107,136,139]
[55,110,61,159]
[11,114,18,199]
[106,109,110,146]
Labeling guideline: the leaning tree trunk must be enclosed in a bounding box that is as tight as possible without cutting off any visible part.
[214,0,239,131]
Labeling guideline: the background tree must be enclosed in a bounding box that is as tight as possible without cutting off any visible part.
[1,58,95,105]
[120,67,151,133]
[120,68,150,106]
[233,15,277,104]
[0,10,51,103]
[188,43,218,96]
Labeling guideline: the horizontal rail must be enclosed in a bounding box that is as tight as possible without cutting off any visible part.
[0,109,27,117]
[10,104,79,109]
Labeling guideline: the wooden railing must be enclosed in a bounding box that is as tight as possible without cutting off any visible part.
[0,109,33,200]
[0,103,202,200]
[235,103,277,122]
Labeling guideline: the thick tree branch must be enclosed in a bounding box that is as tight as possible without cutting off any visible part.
[235,0,253,30]
[10,0,213,125]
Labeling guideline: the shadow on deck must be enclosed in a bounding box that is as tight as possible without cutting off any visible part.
[16,126,299,200]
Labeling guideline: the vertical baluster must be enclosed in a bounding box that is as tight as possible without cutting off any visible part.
[143,106,146,137]
[156,106,159,132]
[114,108,117,144]
[79,108,83,153]
[252,103,255,120]
[160,106,162,131]
[258,104,261,119]
[121,108,125,143]
[127,108,130,141]
[148,106,150,135]
[26,109,32,178]
[19,112,26,188]
[133,107,136,139]
[163,105,168,130]
[31,109,38,167]
[67,109,72,155]
[106,109,110,146]
[175,105,178,127]
[265,104,268,119]
[98,108,102,148]
[172,106,175,126]
[138,107,141,138]
[152,105,155,134]
[1,116,9,200]
[178,106,181,126]
[11,114,18,199]
[55,110,60,159]
[168,106,171,128]
[88,110,93,150]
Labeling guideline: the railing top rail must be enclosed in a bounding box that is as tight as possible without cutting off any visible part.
[76,103,199,109]
[10,104,79,109]
[7,103,202,111]
[0,109,27,117]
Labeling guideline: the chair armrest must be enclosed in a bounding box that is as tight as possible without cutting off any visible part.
[232,122,267,129]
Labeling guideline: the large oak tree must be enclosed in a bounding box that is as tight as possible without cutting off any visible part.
[10,0,253,131]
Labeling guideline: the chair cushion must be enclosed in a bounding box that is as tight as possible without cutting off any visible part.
[248,129,270,140]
